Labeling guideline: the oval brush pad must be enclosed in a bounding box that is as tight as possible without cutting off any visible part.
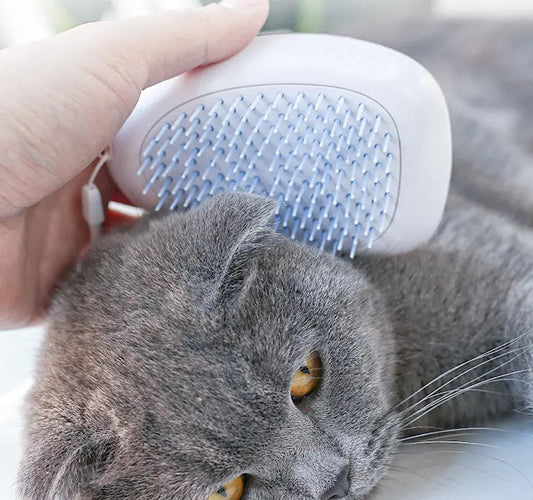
[109,33,452,256]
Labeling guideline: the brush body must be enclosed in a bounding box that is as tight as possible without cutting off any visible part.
[109,34,451,255]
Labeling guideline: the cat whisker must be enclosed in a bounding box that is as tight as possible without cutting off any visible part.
[373,478,396,493]
[404,369,531,426]
[401,346,530,420]
[391,450,520,485]
[514,407,533,416]
[391,332,530,413]
[404,374,529,428]
[400,439,500,449]
[392,449,533,489]
[463,388,516,397]
[401,430,487,442]
[401,424,444,433]
[387,464,454,491]
[400,426,533,443]
[380,474,409,489]
[399,343,530,418]
[410,370,528,428]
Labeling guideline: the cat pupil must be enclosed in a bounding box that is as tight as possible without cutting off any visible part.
[299,365,311,374]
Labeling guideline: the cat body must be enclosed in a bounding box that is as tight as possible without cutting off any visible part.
[18,21,532,500]
[353,19,533,425]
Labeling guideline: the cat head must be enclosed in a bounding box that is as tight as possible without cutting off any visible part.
[19,193,399,500]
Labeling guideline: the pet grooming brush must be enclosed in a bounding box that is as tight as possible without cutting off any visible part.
[108,33,451,256]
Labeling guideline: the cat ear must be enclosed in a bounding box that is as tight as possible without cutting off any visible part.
[18,430,117,499]
[208,193,278,302]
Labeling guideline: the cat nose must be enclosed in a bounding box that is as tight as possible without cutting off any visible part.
[320,465,350,499]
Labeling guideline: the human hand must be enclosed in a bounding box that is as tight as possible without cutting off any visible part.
[0,0,269,328]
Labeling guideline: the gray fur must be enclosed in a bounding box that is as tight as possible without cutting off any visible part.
[18,20,532,500]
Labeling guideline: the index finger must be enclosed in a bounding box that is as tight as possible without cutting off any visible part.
[118,0,270,88]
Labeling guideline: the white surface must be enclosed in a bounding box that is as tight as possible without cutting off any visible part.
[0,326,44,499]
[371,419,533,499]
[1,326,532,499]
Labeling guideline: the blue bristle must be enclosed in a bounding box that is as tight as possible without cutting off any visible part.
[335,96,345,114]
[155,190,170,212]
[138,156,153,175]
[356,103,365,120]
[137,88,400,255]
[184,185,199,208]
[210,173,223,195]
[143,139,157,157]
[170,190,184,210]
[172,112,187,129]
[157,177,172,198]
[290,220,299,239]
[143,164,164,194]
[155,123,171,142]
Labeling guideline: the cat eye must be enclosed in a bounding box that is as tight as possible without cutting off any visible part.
[207,475,244,500]
[290,352,322,399]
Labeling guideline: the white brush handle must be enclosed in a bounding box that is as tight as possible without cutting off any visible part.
[110,34,451,254]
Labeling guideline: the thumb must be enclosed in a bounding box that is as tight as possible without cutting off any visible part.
[0,0,269,217]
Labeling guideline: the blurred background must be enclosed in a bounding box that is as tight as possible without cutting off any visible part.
[1,0,533,48]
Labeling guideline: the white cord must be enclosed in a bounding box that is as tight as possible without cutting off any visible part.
[88,146,113,184]
[82,146,113,245]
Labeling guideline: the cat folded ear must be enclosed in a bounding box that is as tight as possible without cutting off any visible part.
[18,430,117,499]
[151,192,278,304]
[181,193,278,304]
[214,194,278,301]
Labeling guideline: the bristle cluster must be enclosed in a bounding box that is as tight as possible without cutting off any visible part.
[138,86,400,256]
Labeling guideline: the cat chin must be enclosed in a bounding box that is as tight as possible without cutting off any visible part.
[344,416,401,499]
[344,454,397,500]
[344,458,392,500]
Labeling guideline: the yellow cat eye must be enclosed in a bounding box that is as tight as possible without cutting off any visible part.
[290,352,322,399]
[207,475,244,500]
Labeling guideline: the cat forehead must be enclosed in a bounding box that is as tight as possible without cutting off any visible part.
[55,257,353,408]
[60,225,373,415]
[52,204,379,435]
[79,220,363,339]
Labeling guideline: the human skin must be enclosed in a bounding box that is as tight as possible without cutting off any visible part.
[0,0,269,328]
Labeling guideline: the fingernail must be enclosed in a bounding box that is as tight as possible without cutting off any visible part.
[220,0,264,9]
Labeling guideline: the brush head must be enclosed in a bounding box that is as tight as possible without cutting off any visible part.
[110,34,451,256]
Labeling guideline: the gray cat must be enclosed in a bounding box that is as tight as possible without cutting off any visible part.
[18,21,533,500]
